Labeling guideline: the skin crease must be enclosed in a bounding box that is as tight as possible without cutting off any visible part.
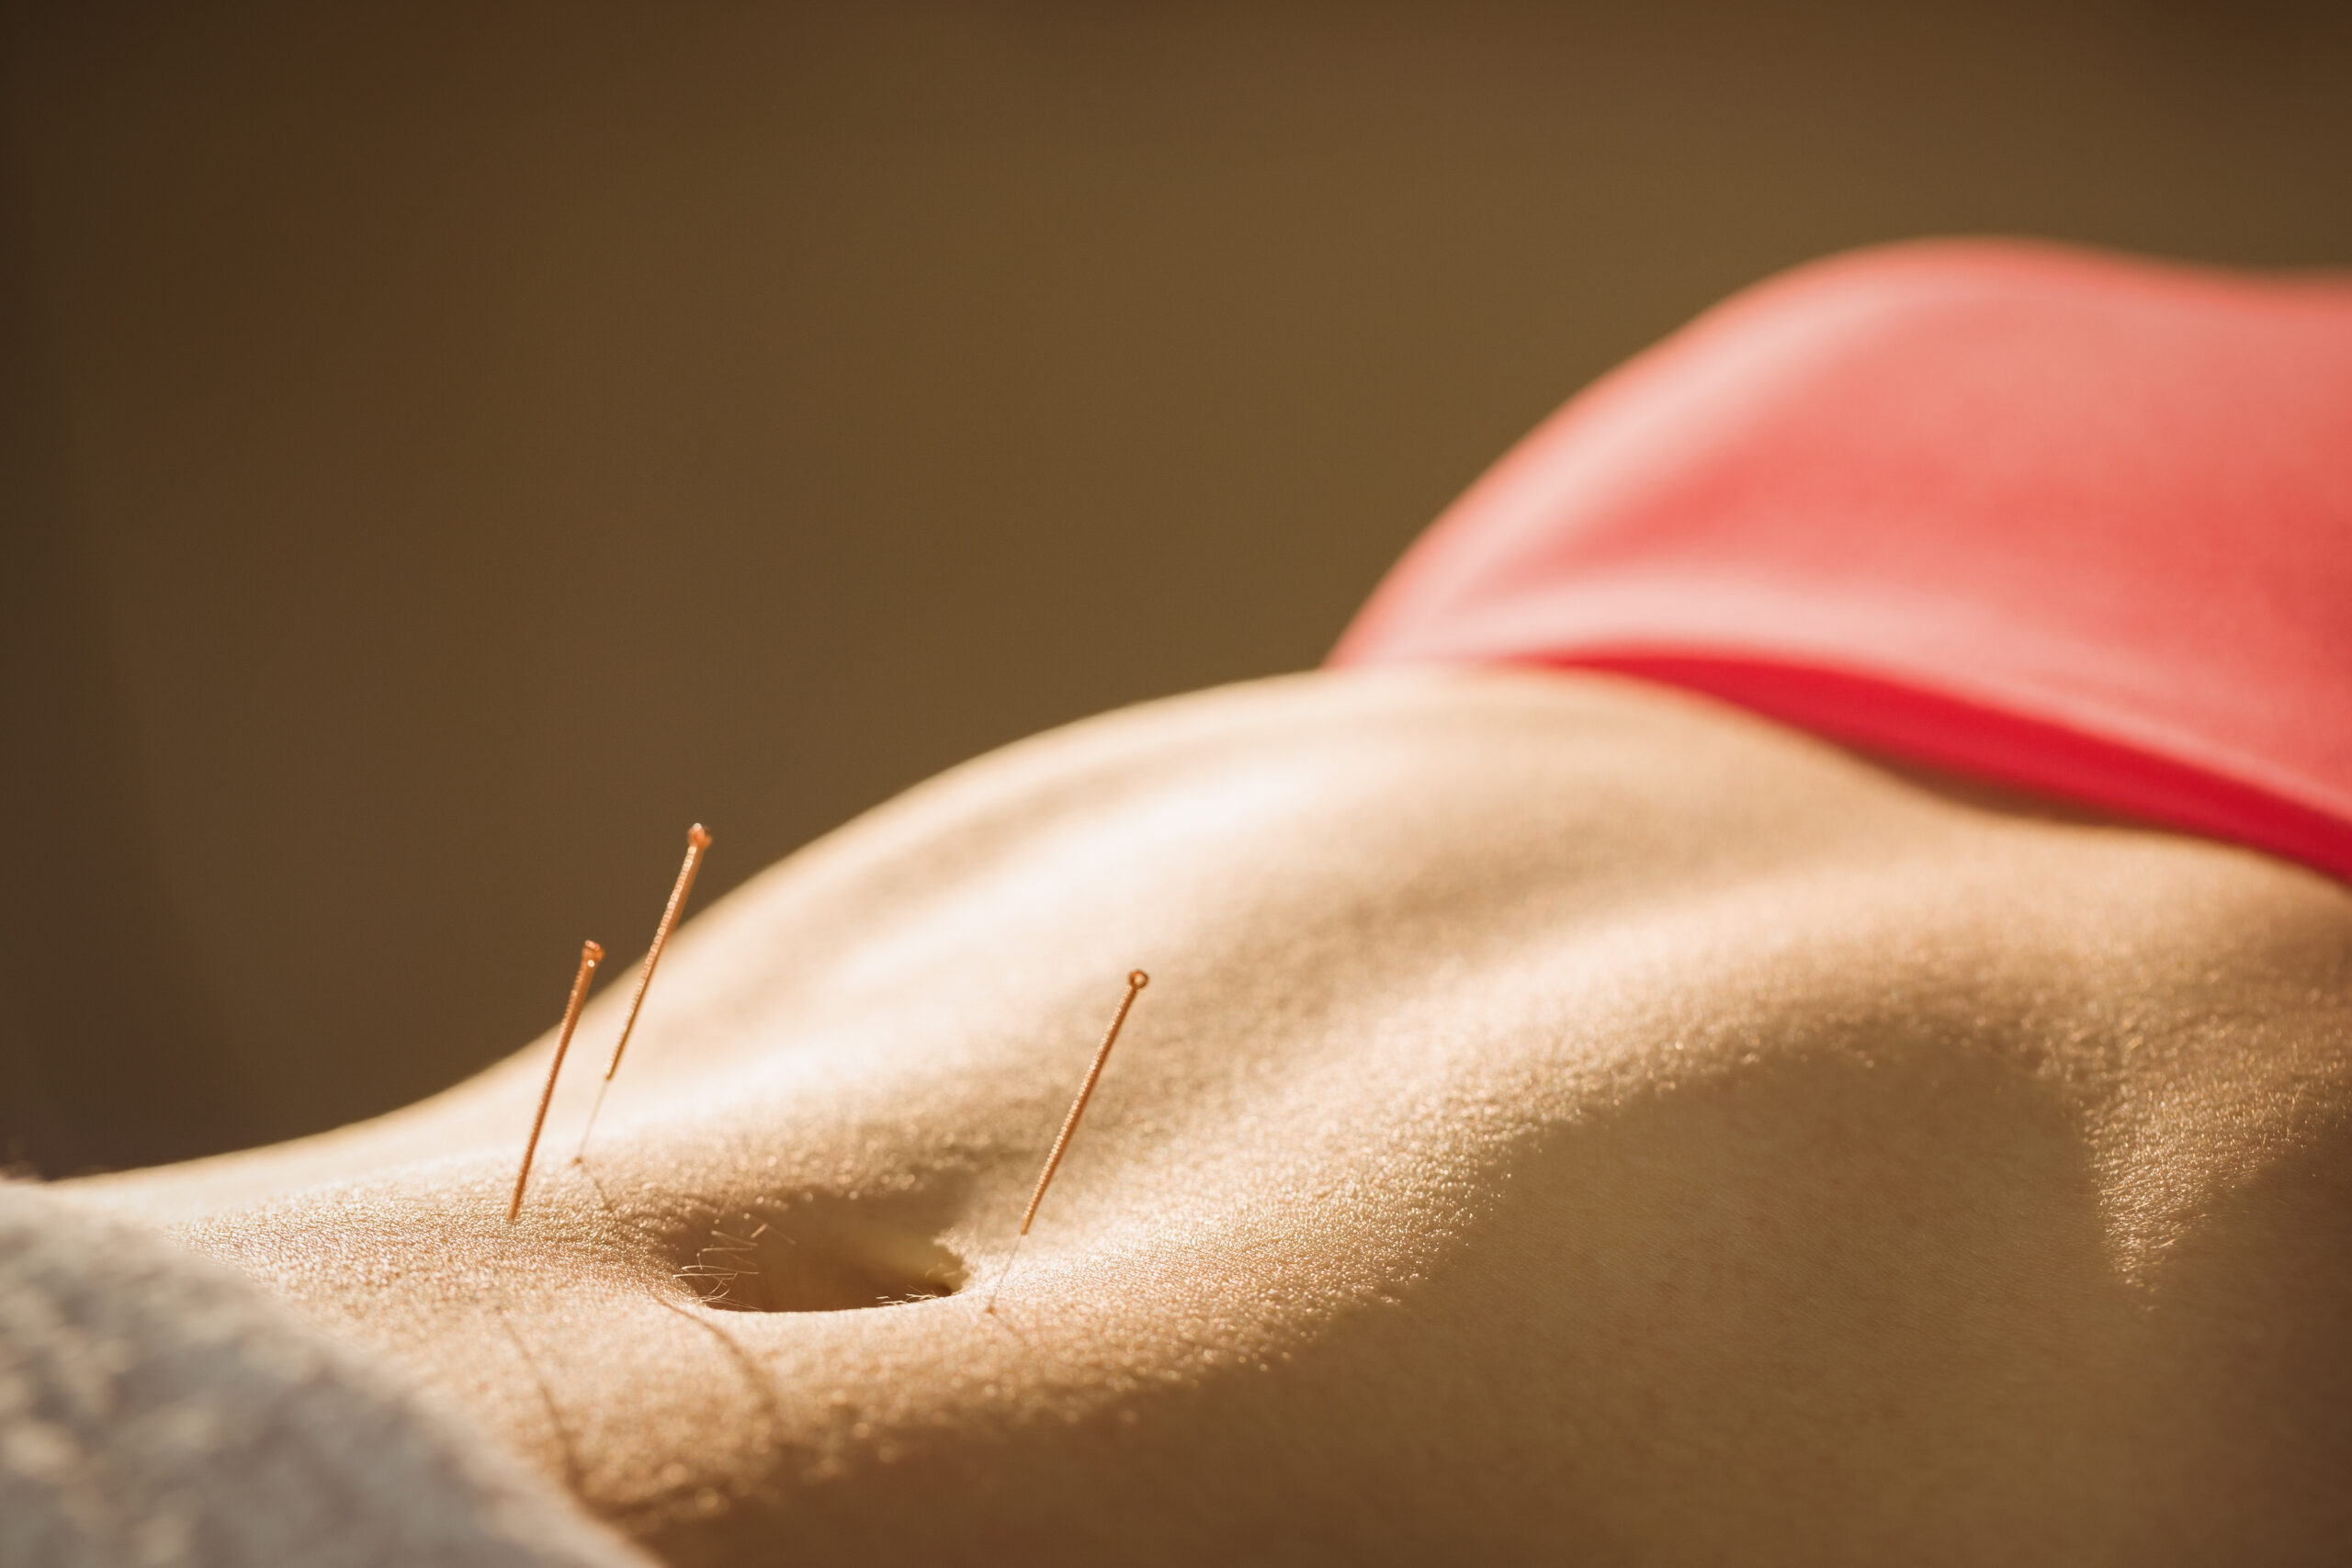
[71,669,2352,1565]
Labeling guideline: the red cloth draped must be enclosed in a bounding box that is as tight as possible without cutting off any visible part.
[1332,241,2352,882]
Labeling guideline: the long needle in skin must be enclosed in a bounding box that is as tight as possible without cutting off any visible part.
[575,823,712,1162]
[508,940,603,1223]
[987,969,1149,1313]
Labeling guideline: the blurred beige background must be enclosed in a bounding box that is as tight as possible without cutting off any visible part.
[6,0,2350,1171]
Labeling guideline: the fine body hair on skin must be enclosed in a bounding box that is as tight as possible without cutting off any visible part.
[74,670,2352,1566]
[0,1180,654,1568]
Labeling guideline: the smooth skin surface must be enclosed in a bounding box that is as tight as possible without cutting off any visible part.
[79,671,2352,1565]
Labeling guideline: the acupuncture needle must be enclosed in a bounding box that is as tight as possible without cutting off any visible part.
[987,968,1149,1313]
[575,823,712,1162]
[508,940,603,1222]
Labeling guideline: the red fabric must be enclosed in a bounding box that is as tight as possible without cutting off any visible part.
[1332,240,2352,882]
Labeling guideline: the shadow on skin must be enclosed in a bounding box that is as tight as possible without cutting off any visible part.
[663,1189,968,1314]
[64,671,2352,1566]
[695,1044,2350,1567]
[675,1036,2118,1563]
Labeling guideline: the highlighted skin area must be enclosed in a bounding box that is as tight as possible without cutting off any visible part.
[80,671,2352,1565]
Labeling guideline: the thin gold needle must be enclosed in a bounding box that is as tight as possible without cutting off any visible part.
[987,969,1149,1313]
[575,823,712,1162]
[509,940,603,1223]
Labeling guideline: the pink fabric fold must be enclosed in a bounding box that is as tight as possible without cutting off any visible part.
[1333,240,2352,881]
